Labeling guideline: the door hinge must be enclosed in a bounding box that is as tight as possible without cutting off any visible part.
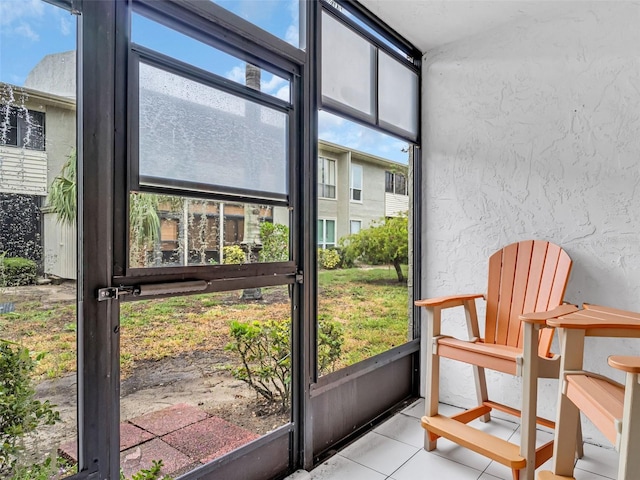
[296,272,304,283]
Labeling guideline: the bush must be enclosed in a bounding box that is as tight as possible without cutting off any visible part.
[0,340,60,477]
[317,317,344,375]
[226,318,343,410]
[11,456,76,480]
[259,223,289,262]
[222,245,245,265]
[0,256,37,287]
[317,248,340,270]
[121,460,171,480]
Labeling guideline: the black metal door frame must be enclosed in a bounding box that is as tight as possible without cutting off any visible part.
[66,0,422,478]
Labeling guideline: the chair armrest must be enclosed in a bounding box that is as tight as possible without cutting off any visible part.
[519,303,579,325]
[415,294,483,309]
[608,355,640,374]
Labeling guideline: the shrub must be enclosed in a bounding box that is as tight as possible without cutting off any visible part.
[317,317,344,375]
[317,248,340,270]
[11,456,76,480]
[0,340,60,477]
[259,223,289,262]
[0,256,37,287]
[339,215,408,282]
[222,245,245,265]
[226,318,343,410]
[120,460,171,480]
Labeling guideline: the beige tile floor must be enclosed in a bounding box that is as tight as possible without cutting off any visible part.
[286,399,619,480]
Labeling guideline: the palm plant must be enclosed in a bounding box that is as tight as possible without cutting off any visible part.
[49,150,162,267]
[48,149,77,226]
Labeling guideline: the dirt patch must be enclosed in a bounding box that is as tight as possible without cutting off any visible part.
[31,352,289,473]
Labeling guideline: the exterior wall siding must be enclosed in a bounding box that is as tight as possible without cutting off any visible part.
[43,210,77,279]
[385,192,409,217]
[0,148,47,195]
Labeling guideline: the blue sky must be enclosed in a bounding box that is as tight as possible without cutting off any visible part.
[0,0,408,163]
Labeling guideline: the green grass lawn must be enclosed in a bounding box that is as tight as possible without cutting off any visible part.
[318,265,409,367]
[0,266,410,378]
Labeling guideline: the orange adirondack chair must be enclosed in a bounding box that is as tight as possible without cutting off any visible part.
[537,304,640,480]
[416,240,580,480]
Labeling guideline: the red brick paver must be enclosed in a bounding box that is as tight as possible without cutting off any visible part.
[58,423,155,461]
[58,404,260,478]
[120,438,193,479]
[163,416,259,463]
[128,403,208,436]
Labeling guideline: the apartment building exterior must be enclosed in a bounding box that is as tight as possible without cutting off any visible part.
[0,68,76,277]
[317,140,409,249]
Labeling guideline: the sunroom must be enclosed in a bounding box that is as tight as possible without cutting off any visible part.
[0,1,638,480]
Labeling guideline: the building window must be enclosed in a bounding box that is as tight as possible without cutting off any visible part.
[224,216,244,244]
[0,105,45,150]
[385,171,407,195]
[350,164,362,201]
[350,220,361,234]
[318,157,336,199]
[317,219,336,249]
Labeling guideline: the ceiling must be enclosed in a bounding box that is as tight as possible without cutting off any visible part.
[357,0,582,53]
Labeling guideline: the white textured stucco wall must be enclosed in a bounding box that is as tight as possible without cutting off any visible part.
[421,3,640,445]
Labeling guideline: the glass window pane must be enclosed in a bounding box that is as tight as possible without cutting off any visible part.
[316,114,413,376]
[317,219,324,244]
[129,193,290,268]
[1,1,77,477]
[351,164,362,190]
[326,219,335,243]
[378,51,418,139]
[321,11,374,117]
[396,174,406,195]
[132,13,291,102]
[210,0,303,49]
[138,62,288,201]
[319,111,409,163]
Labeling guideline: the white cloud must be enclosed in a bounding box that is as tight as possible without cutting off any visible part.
[261,73,286,93]
[14,22,39,41]
[275,85,290,102]
[285,24,298,47]
[226,65,245,84]
[0,0,44,27]
[59,14,72,36]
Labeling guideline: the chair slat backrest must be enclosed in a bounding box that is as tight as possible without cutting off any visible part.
[484,240,572,356]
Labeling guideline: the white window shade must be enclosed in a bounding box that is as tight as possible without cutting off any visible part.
[138,62,288,201]
[321,11,375,119]
[378,51,418,139]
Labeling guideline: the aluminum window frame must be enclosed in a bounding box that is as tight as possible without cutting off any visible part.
[319,1,419,143]
[117,2,303,281]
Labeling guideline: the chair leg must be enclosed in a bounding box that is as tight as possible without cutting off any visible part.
[575,418,583,459]
[618,372,640,480]
[520,321,540,480]
[473,365,491,422]
[464,299,491,423]
[551,329,584,477]
[424,306,441,451]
